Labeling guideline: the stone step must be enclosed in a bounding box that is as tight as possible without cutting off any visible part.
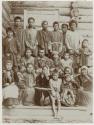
[3,106,92,123]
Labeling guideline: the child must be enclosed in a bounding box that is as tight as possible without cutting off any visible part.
[17,66,26,104]
[16,55,22,72]
[79,39,92,67]
[23,63,36,106]
[61,74,78,106]
[60,52,73,72]
[51,51,63,77]
[49,70,62,118]
[2,60,19,108]
[21,48,34,68]
[35,66,50,106]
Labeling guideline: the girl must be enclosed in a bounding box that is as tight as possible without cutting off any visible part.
[79,39,92,67]
[23,63,36,106]
[3,60,19,108]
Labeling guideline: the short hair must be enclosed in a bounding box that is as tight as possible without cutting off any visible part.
[61,23,68,29]
[25,48,32,53]
[14,16,22,22]
[41,21,48,26]
[53,21,59,27]
[52,69,59,76]
[26,63,34,68]
[28,17,35,23]
[69,19,78,27]
[6,27,14,33]
[64,67,72,74]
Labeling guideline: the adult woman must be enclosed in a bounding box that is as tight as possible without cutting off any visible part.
[75,66,92,106]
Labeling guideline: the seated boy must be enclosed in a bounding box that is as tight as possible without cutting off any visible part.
[49,70,62,118]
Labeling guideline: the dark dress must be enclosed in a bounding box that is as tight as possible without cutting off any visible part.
[35,74,50,106]
[75,74,92,106]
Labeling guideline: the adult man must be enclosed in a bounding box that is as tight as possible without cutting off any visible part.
[34,49,53,74]
[23,17,38,57]
[61,23,69,51]
[13,16,25,56]
[36,21,52,56]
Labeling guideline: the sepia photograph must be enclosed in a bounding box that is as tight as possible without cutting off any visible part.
[2,0,93,123]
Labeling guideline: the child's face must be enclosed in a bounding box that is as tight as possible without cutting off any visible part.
[7,31,13,38]
[65,68,71,74]
[81,69,87,76]
[62,25,68,33]
[6,63,12,71]
[65,75,71,82]
[53,53,59,59]
[54,24,59,31]
[39,50,45,58]
[53,73,58,80]
[64,53,69,60]
[20,66,26,73]
[27,64,33,73]
[70,23,77,31]
[82,40,88,48]
[26,50,32,58]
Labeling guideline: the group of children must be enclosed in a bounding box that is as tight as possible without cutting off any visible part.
[2,19,92,118]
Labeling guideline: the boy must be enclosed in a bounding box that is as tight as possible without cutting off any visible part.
[49,70,62,118]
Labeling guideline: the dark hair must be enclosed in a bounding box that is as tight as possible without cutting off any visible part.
[28,17,35,23]
[25,48,32,53]
[53,21,59,27]
[6,27,14,34]
[64,67,72,74]
[52,69,59,76]
[14,16,22,22]
[62,24,68,29]
[69,19,78,27]
[41,21,48,26]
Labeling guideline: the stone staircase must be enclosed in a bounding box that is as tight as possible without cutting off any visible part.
[3,105,92,123]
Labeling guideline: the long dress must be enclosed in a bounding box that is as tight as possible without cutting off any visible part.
[23,72,36,106]
[79,47,92,67]
[2,37,20,69]
[75,74,92,106]
[2,70,19,106]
